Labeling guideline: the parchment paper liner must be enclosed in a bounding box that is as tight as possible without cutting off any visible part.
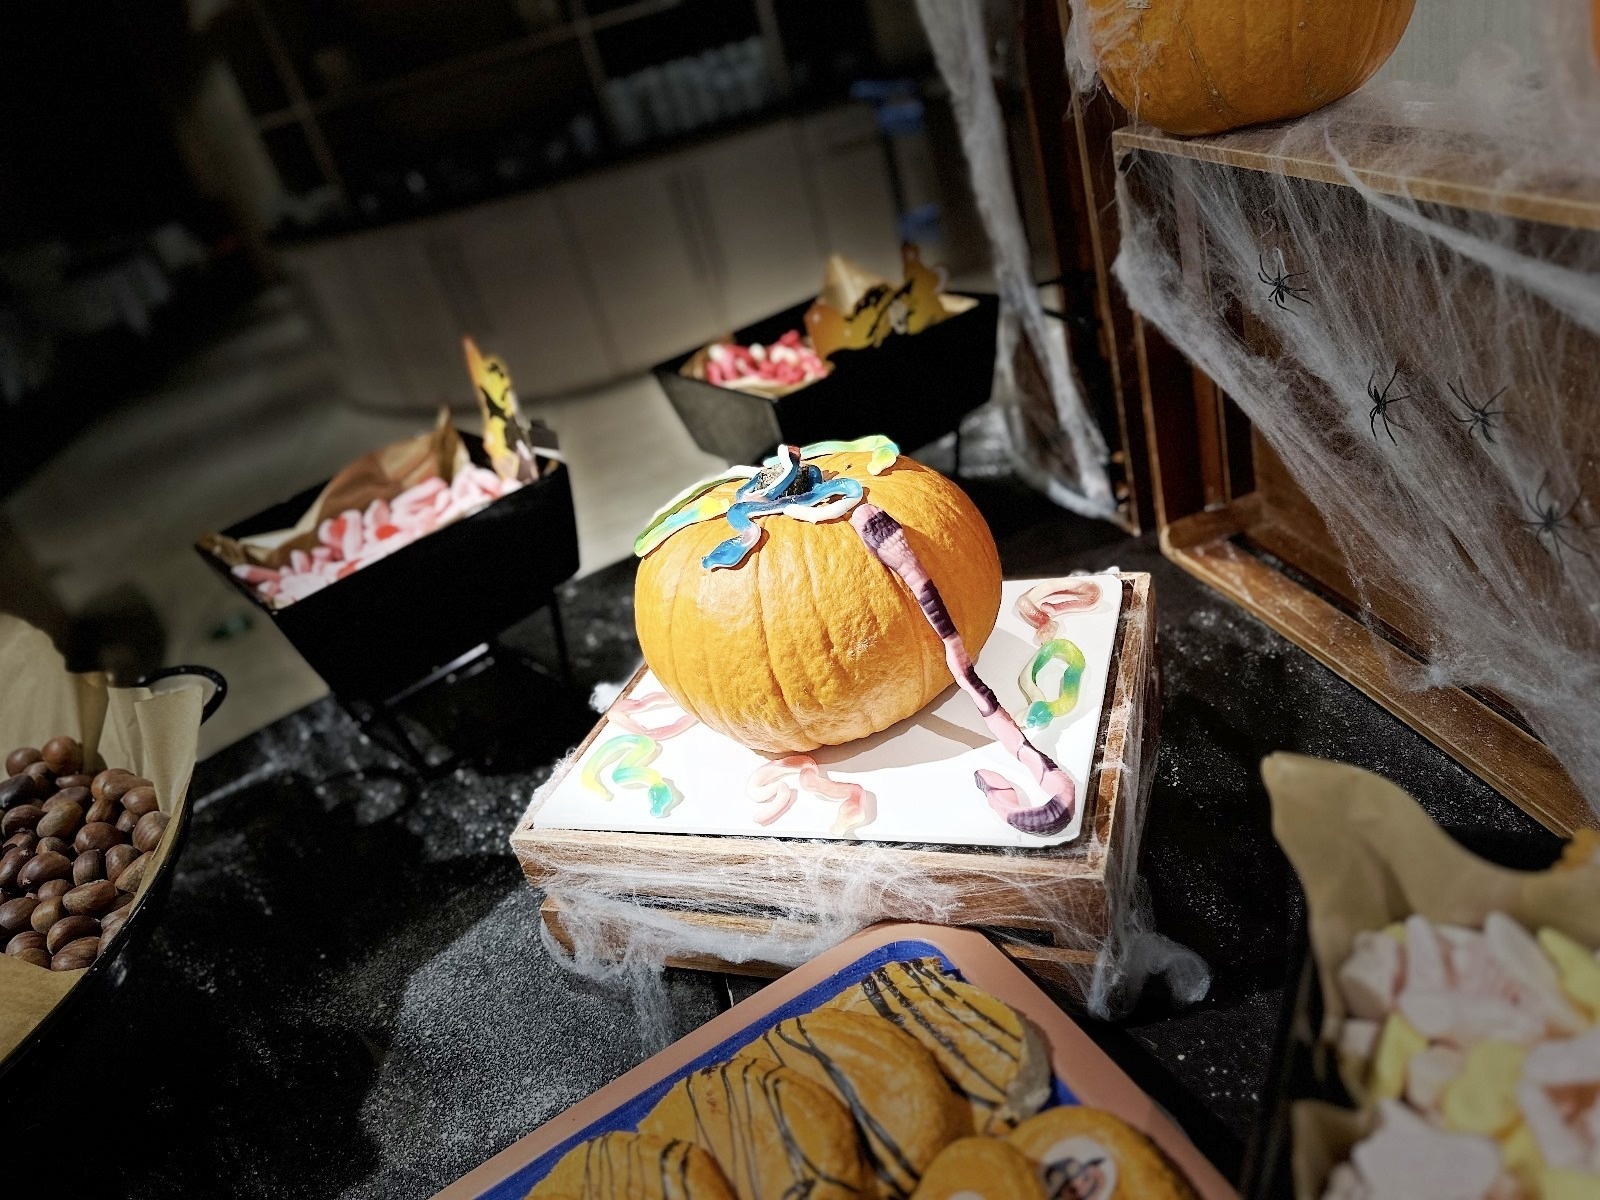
[198,408,469,570]
[0,614,203,1063]
[1263,752,1600,1200]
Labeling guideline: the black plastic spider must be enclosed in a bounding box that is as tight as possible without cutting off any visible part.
[1258,252,1311,311]
[1520,474,1591,565]
[1448,379,1508,444]
[1367,365,1409,444]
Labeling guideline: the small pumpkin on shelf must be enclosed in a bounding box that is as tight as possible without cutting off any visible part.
[633,437,1000,755]
[1085,0,1417,137]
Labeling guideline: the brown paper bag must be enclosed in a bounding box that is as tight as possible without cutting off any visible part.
[0,614,203,1064]
[1263,752,1600,1199]
[199,408,469,570]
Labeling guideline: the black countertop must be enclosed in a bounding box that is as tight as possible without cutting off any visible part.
[4,470,1557,1198]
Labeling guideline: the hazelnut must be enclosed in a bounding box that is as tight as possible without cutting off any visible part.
[4,747,41,777]
[54,773,94,790]
[132,811,168,854]
[0,896,37,932]
[40,736,81,776]
[114,853,150,895]
[104,844,140,884]
[85,795,119,824]
[115,810,139,834]
[0,775,33,810]
[120,786,159,817]
[100,908,130,945]
[51,936,99,971]
[36,878,69,900]
[45,914,98,954]
[0,845,27,890]
[30,897,63,934]
[15,850,71,891]
[89,769,135,804]
[72,849,104,886]
[6,929,45,955]
[35,836,71,858]
[35,801,83,841]
[62,880,116,916]
[47,785,90,810]
[1,804,42,837]
[74,822,123,853]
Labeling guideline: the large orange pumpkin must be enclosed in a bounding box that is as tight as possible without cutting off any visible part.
[634,447,1000,754]
[1086,0,1416,136]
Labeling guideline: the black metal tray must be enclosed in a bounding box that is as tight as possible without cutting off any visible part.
[0,665,226,1082]
[655,292,1000,465]
[197,433,579,703]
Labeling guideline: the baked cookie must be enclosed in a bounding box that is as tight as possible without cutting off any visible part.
[1008,1107,1197,1200]
[639,1056,867,1200]
[824,957,1052,1133]
[528,1130,735,1200]
[909,1137,1045,1200]
[743,1008,972,1197]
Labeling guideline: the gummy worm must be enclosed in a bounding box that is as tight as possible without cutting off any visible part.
[702,445,865,570]
[634,439,902,560]
[582,734,681,818]
[1019,637,1086,730]
[634,468,757,557]
[850,503,1074,837]
[746,754,876,837]
[610,691,698,740]
[1015,578,1102,644]
[793,435,900,476]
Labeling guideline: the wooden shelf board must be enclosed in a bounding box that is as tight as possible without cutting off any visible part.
[1113,122,1600,233]
[1161,507,1595,836]
[253,0,682,130]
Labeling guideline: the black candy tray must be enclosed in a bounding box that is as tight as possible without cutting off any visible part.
[198,432,579,704]
[655,292,1000,465]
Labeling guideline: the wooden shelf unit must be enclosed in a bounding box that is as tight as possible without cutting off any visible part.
[1110,120,1599,836]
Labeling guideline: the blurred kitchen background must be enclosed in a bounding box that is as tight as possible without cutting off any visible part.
[0,0,1073,754]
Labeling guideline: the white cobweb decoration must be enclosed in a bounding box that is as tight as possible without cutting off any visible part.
[917,0,1116,520]
[1075,0,1600,817]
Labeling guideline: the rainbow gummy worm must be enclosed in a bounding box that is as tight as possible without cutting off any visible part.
[851,502,1074,838]
[610,691,698,740]
[1019,637,1087,730]
[746,754,876,837]
[582,734,681,818]
[633,436,901,563]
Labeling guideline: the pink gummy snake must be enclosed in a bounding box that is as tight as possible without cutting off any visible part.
[849,503,1077,837]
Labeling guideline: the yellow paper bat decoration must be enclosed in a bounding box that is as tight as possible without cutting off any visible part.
[463,336,538,483]
[804,244,952,361]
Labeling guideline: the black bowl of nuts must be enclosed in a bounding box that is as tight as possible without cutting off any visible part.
[0,662,225,1078]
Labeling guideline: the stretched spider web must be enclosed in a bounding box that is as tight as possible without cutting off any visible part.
[1071,0,1600,819]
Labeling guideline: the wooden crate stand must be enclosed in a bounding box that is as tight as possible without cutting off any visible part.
[512,573,1159,995]
[1110,122,1597,836]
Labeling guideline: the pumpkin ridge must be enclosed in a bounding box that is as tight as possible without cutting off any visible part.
[754,534,814,750]
[796,528,851,743]
[662,543,698,723]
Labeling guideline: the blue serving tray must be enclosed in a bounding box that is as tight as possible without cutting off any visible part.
[436,923,1233,1200]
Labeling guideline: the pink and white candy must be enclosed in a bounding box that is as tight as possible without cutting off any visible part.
[232,467,521,608]
[746,755,875,837]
